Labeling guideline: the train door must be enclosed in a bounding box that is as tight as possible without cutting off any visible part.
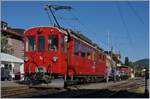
[36,33,46,72]
[60,34,67,74]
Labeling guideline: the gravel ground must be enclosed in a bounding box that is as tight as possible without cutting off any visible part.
[31,78,146,98]
[1,77,148,98]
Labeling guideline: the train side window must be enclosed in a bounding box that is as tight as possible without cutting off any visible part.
[87,47,91,59]
[61,35,66,53]
[81,44,86,57]
[99,54,101,62]
[99,54,102,59]
[92,51,95,61]
[38,36,45,51]
[26,36,35,51]
[48,35,58,51]
[74,40,80,56]
[103,55,105,60]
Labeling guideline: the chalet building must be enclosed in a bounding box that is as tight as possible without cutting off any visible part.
[112,53,122,67]
[104,51,122,67]
[1,21,24,59]
[1,21,25,80]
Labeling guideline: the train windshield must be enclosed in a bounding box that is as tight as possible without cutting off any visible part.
[48,35,58,51]
[38,36,45,51]
[26,36,35,51]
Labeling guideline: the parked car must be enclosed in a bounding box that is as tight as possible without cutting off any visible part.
[1,67,12,81]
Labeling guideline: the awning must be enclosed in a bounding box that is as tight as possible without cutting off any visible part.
[0,52,24,63]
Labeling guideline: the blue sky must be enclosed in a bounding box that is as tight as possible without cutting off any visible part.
[1,1,149,62]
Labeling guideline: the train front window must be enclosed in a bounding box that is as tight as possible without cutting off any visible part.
[48,35,58,51]
[38,36,45,51]
[26,36,35,51]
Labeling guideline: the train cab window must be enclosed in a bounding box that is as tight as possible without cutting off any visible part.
[81,44,86,57]
[61,35,66,53]
[26,36,35,51]
[87,48,91,59]
[74,40,80,56]
[48,35,58,51]
[38,36,45,51]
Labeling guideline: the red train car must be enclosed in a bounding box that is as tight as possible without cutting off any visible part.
[118,66,134,79]
[24,26,107,83]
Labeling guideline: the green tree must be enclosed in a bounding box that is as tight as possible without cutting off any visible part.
[1,34,14,54]
[125,57,129,66]
[128,61,135,68]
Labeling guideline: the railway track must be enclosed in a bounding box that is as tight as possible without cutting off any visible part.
[1,86,65,98]
[73,80,143,98]
[2,87,36,98]
[30,78,144,98]
[0,80,121,98]
[107,82,144,98]
[46,78,144,98]
[1,78,145,98]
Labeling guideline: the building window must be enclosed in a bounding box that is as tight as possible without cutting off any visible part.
[87,47,91,59]
[48,35,58,51]
[26,36,35,51]
[1,21,8,30]
[81,44,86,57]
[61,35,66,53]
[38,36,45,51]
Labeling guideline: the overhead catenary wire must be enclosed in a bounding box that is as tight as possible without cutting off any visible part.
[58,15,79,31]
[43,4,110,49]
[115,1,138,61]
[69,10,108,48]
[115,1,134,47]
[127,1,148,29]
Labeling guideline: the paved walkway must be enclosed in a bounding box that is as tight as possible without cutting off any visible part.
[1,81,27,88]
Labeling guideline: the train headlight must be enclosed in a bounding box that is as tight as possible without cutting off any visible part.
[52,56,58,62]
[39,56,43,60]
[50,29,54,32]
[24,56,29,62]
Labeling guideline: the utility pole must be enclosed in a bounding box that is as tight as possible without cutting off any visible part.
[107,31,110,51]
[145,69,149,97]
[110,46,116,82]
[107,31,116,82]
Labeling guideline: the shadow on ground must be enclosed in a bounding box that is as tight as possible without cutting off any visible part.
[30,88,148,98]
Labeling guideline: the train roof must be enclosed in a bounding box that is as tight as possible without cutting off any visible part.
[59,26,104,52]
[24,26,104,52]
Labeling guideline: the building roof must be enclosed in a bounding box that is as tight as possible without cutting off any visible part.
[1,21,25,41]
[0,52,24,63]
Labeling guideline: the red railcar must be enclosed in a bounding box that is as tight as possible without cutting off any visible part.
[118,66,134,79]
[24,26,107,83]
